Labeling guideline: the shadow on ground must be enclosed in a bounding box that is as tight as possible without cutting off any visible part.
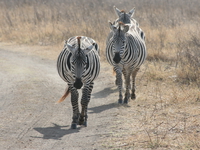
[32,123,80,140]
[88,102,117,114]
[92,87,118,99]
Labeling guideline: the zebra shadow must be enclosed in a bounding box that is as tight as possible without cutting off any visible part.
[88,102,117,114]
[92,87,118,99]
[31,123,80,140]
[88,87,118,113]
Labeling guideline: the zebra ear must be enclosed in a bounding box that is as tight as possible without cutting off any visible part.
[123,25,129,33]
[67,43,76,53]
[128,8,135,17]
[108,21,113,30]
[108,21,116,31]
[84,43,95,54]
[113,6,121,17]
[64,40,68,47]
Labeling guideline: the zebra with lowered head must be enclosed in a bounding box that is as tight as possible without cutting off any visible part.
[57,36,100,129]
[106,8,147,104]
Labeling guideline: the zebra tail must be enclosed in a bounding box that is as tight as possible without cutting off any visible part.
[56,88,70,103]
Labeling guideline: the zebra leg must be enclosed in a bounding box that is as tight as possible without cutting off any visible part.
[79,82,93,127]
[124,70,131,104]
[131,68,139,99]
[70,86,80,129]
[114,68,123,103]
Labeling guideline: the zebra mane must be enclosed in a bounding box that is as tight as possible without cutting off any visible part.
[119,21,125,26]
[118,21,125,33]
[77,36,81,53]
[119,24,121,34]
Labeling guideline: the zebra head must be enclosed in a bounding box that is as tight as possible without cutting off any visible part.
[67,36,95,89]
[113,6,135,24]
[109,21,129,64]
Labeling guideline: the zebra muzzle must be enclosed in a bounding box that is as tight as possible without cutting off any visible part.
[74,78,83,89]
[113,52,121,64]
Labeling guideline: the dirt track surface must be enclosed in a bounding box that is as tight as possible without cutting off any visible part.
[0,44,119,150]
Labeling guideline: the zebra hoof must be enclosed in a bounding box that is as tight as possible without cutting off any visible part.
[124,99,128,104]
[78,118,84,125]
[83,121,87,127]
[71,123,77,129]
[131,93,136,100]
[118,99,123,104]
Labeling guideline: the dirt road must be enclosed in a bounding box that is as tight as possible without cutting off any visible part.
[0,44,119,150]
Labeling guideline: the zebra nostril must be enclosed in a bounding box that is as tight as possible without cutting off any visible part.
[113,53,121,64]
[74,78,83,89]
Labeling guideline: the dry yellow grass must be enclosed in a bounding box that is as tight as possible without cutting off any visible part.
[0,0,200,149]
[100,63,200,149]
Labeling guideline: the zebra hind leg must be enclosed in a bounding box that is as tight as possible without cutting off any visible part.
[70,87,80,129]
[79,83,93,127]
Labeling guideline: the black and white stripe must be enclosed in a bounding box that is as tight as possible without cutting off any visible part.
[57,36,100,129]
[106,8,147,104]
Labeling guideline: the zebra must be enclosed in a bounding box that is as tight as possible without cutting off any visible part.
[106,13,147,104]
[57,36,100,129]
[112,6,145,41]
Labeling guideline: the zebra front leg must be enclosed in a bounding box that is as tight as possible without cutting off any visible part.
[115,69,123,103]
[124,70,131,104]
[70,86,80,129]
[131,68,139,99]
[79,83,93,127]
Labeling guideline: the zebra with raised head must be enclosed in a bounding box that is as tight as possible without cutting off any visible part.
[57,36,100,129]
[112,6,145,41]
[106,8,147,104]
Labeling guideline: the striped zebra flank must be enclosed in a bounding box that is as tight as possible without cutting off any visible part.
[106,7,147,104]
[57,36,100,129]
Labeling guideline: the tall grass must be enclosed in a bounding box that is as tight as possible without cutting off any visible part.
[176,29,200,86]
[0,0,200,86]
[0,0,114,47]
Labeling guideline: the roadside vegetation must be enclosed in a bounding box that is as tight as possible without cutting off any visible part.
[0,0,199,149]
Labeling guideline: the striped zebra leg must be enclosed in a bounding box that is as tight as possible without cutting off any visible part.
[131,68,140,99]
[114,67,123,103]
[69,85,80,129]
[79,82,94,126]
[124,70,131,104]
